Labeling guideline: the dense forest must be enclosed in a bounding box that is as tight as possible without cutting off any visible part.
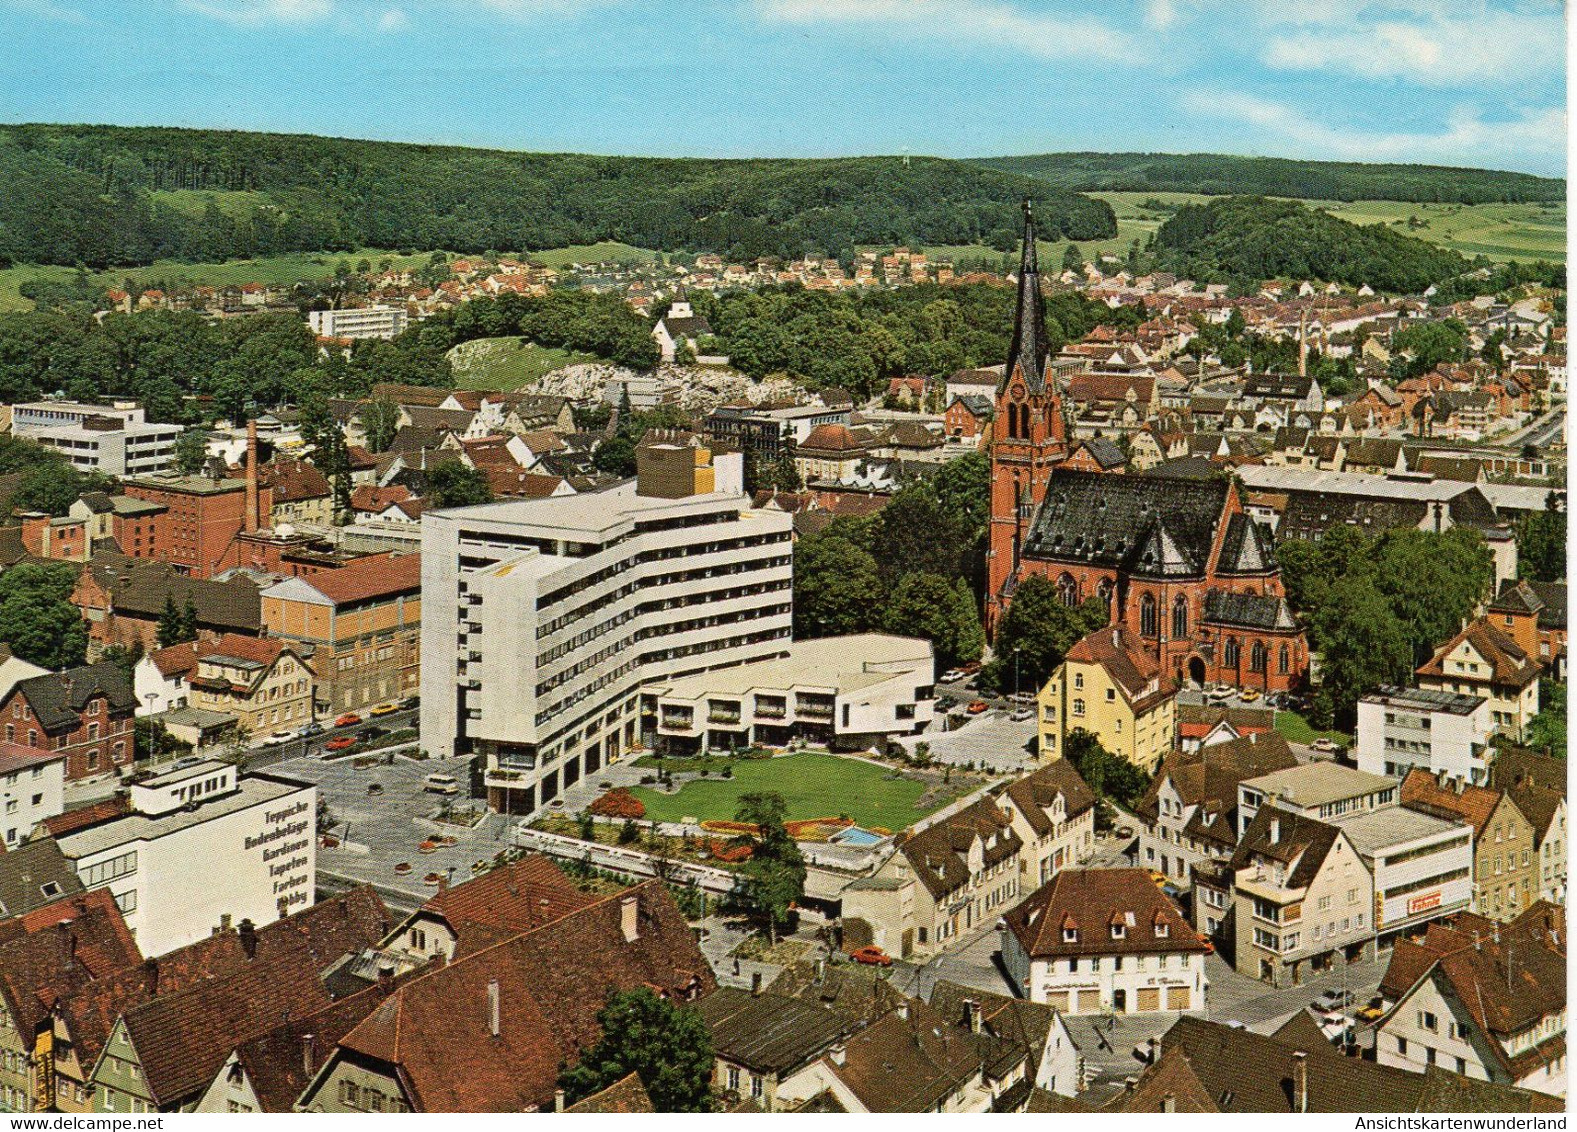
[976,152,1565,204]
[1151,196,1472,292]
[0,125,1115,269]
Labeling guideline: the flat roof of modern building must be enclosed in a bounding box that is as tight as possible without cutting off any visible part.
[647,634,933,700]
[1243,762,1399,808]
[55,773,312,856]
[125,472,247,494]
[1332,804,1467,856]
[1237,465,1484,503]
[1360,685,1486,715]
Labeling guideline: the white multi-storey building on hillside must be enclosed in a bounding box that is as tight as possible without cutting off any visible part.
[420,441,794,815]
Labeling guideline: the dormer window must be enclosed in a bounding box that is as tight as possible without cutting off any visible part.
[1062,926,1077,943]
[1110,922,1126,940]
[1155,921,1169,938]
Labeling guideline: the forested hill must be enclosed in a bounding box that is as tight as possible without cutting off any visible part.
[0,124,1114,269]
[1152,196,1470,293]
[974,152,1565,204]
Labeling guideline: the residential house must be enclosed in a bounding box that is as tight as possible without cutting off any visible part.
[1400,768,1536,922]
[1375,903,1565,1096]
[1229,807,1375,986]
[652,300,713,362]
[1415,620,1542,741]
[259,459,332,528]
[698,986,856,1110]
[132,643,198,717]
[1037,626,1177,771]
[1061,437,1128,474]
[1000,868,1209,1014]
[1490,749,1567,904]
[929,980,1084,1099]
[996,759,1097,889]
[1356,686,1494,784]
[0,663,136,784]
[185,635,315,736]
[1487,580,1567,682]
[0,744,66,848]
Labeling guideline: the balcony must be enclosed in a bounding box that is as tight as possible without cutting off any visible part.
[795,697,834,720]
[485,767,535,789]
[708,703,742,725]
[756,707,787,720]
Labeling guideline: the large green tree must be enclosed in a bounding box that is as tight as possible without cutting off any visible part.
[1063,728,1149,809]
[879,572,983,672]
[424,462,493,509]
[791,531,882,639]
[1516,495,1566,583]
[0,563,87,670]
[173,426,209,474]
[1310,578,1413,727]
[558,987,714,1113]
[991,578,1109,692]
[732,792,805,942]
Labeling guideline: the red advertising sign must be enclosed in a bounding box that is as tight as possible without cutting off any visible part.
[1408,890,1442,916]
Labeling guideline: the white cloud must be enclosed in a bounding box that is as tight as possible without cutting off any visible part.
[470,0,608,16]
[1260,8,1564,84]
[1181,89,1566,171]
[1145,0,1177,31]
[376,6,407,30]
[181,0,332,25]
[755,0,1134,63]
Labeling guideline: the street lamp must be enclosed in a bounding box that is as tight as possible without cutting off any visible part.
[143,693,160,765]
[1013,648,1021,701]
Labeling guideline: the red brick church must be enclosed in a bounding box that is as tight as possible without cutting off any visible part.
[985,203,1307,694]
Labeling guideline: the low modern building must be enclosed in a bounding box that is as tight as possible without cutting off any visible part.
[1001,868,1209,1014]
[1237,761,1399,835]
[0,743,66,849]
[307,306,408,341]
[12,401,180,478]
[1037,626,1177,771]
[1331,804,1473,949]
[707,404,851,458]
[1356,686,1494,783]
[50,761,317,957]
[420,442,792,815]
[645,634,934,754]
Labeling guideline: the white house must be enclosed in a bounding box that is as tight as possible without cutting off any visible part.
[1356,686,1494,784]
[134,642,197,717]
[0,744,66,848]
[1001,868,1209,1015]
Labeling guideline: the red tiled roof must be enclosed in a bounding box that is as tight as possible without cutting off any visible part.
[350,484,411,512]
[0,740,66,775]
[1005,868,1206,960]
[148,641,200,680]
[414,855,596,956]
[0,889,141,1037]
[300,553,421,606]
[40,796,132,838]
[196,633,288,668]
[1065,626,1175,712]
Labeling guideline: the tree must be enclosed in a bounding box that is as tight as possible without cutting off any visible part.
[359,396,401,454]
[424,462,493,509]
[593,436,637,478]
[1061,243,1082,273]
[0,563,87,669]
[173,427,209,474]
[1310,578,1413,727]
[156,594,198,648]
[731,792,805,943]
[1525,682,1566,756]
[792,531,882,638]
[1516,495,1566,583]
[768,454,802,492]
[992,578,1109,691]
[879,572,983,671]
[1063,728,1149,809]
[558,987,713,1113]
[298,393,353,520]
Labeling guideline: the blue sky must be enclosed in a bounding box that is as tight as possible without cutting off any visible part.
[1,0,1566,175]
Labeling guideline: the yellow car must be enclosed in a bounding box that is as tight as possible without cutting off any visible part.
[370,703,401,717]
[1240,689,1262,702]
[1357,1003,1385,1023]
[1148,870,1168,889]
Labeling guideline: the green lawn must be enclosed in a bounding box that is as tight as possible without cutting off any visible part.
[1273,710,1350,747]
[525,241,657,268]
[629,753,949,832]
[446,336,595,390]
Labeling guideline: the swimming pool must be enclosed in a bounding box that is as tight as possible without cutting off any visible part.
[830,826,886,847]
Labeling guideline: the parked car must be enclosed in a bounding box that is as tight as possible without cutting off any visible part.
[966,700,989,714]
[298,721,325,738]
[334,712,362,729]
[1356,999,1386,1023]
[1312,989,1355,1012]
[849,946,893,967]
[1010,708,1033,722]
[1206,685,1233,702]
[1240,688,1262,702]
[324,735,357,752]
[398,695,420,710]
[261,730,295,747]
[941,669,965,683]
[1147,870,1168,889]
[1310,737,1336,752]
[357,726,389,743]
[370,703,401,717]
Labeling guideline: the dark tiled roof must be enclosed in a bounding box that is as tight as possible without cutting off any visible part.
[1075,436,1127,468]
[766,960,907,1027]
[1416,619,1541,689]
[86,555,262,633]
[1002,204,1051,396]
[1133,733,1297,851]
[1005,868,1204,960]
[1063,626,1175,712]
[999,759,1096,838]
[1023,471,1230,579]
[1215,513,1277,574]
[698,986,852,1076]
[826,998,1012,1113]
[564,1072,654,1113]
[1229,806,1339,891]
[1203,589,1298,631]
[0,839,84,918]
[0,888,140,1039]
[898,796,1022,901]
[14,662,135,733]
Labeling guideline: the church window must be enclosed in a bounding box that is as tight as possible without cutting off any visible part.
[1250,641,1267,673]
[1057,574,1078,607]
[1172,596,1188,639]
[1224,637,1240,668]
[1140,593,1158,637]
[1279,645,1290,675]
[1097,579,1113,612]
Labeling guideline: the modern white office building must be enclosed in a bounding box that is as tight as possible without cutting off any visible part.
[1355,686,1494,784]
[420,441,794,815]
[307,306,409,340]
[644,634,935,753]
[12,400,180,476]
[1332,804,1474,948]
[51,760,317,957]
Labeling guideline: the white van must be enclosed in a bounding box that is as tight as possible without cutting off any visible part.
[423,773,459,795]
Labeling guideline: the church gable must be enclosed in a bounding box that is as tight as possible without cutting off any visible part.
[1022,472,1228,574]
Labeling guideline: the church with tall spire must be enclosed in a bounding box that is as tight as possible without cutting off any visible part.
[984,203,1308,697]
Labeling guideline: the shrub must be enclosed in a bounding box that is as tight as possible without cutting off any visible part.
[618,819,641,845]
[588,788,646,820]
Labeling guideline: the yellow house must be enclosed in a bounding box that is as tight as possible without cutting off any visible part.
[1038,626,1177,772]
[1415,620,1542,741]
[187,633,314,736]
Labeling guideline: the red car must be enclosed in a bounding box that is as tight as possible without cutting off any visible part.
[966,700,989,714]
[324,735,357,751]
[334,712,363,728]
[849,946,893,967]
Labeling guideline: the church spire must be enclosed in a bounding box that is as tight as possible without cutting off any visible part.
[1003,198,1051,395]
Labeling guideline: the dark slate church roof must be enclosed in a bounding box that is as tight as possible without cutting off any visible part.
[1023,471,1230,579]
[1001,201,1052,396]
[1203,590,1298,631]
[1216,513,1278,575]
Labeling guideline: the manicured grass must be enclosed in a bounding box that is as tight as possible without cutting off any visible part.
[525,241,657,268]
[628,752,947,832]
[1273,710,1350,746]
[446,336,596,390]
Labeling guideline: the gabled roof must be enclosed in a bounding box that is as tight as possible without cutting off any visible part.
[564,1072,654,1113]
[1416,619,1542,689]
[0,840,85,920]
[13,662,135,732]
[1399,768,1510,839]
[1230,805,1341,891]
[263,553,420,608]
[1063,626,1175,713]
[824,997,1014,1113]
[1203,590,1298,631]
[1024,470,1231,578]
[1215,513,1277,575]
[0,888,139,1038]
[897,796,1022,901]
[1134,732,1297,850]
[1004,868,1204,960]
[84,555,263,633]
[766,960,908,1028]
[998,759,1097,838]
[698,986,853,1076]
[1072,436,1127,468]
[404,854,596,956]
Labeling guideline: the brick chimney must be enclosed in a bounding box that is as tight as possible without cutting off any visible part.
[238,917,258,959]
[244,420,260,533]
[1292,1050,1308,1113]
[487,978,501,1038]
[302,1033,315,1077]
[620,894,639,942]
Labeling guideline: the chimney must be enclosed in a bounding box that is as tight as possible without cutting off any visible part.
[302,1033,315,1077]
[1249,732,1257,745]
[143,956,159,997]
[1292,1050,1308,1113]
[244,420,259,533]
[221,913,232,932]
[238,918,258,959]
[1269,816,1280,845]
[965,999,982,1034]
[377,962,395,990]
[829,1042,847,1067]
[813,958,826,983]
[1124,1077,1137,1094]
[620,894,639,943]
[487,978,501,1038]
[554,1088,565,1113]
[896,1001,909,1021]
[1161,1092,1176,1113]
[751,971,763,996]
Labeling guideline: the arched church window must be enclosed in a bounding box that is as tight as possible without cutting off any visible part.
[1172,595,1188,639]
[1223,637,1240,668]
[1250,641,1267,673]
[1139,593,1158,637]
[1057,574,1078,607]
[1278,645,1290,675]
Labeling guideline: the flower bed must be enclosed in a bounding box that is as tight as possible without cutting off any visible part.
[588,787,646,819]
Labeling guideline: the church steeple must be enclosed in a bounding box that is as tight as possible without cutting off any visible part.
[1002,198,1051,395]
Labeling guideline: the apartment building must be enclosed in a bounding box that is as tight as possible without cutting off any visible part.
[1237,761,1399,834]
[1037,625,1177,770]
[997,759,1097,889]
[420,442,792,815]
[1400,768,1537,922]
[0,744,66,848]
[51,761,317,956]
[185,635,315,736]
[12,401,180,478]
[1001,868,1209,1014]
[1356,686,1494,783]
[307,306,408,340]
[260,554,421,716]
[1415,620,1542,741]
[706,404,851,458]
[644,634,934,754]
[0,663,136,784]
